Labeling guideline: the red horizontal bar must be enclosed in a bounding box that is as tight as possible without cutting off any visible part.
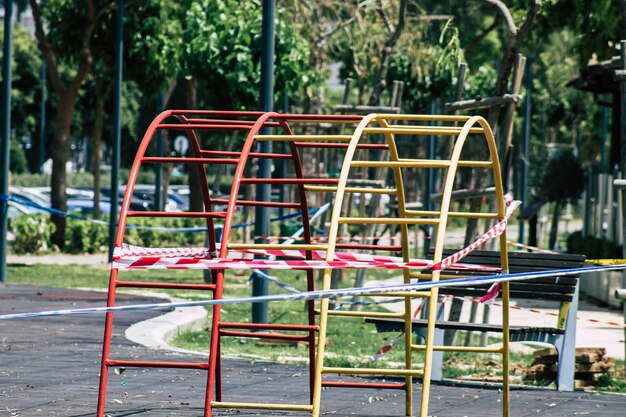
[115,281,216,291]
[219,322,318,331]
[106,359,209,370]
[294,142,389,149]
[184,118,282,128]
[210,198,300,209]
[240,178,339,184]
[275,113,363,121]
[322,381,406,389]
[156,123,254,131]
[141,157,239,164]
[200,150,293,160]
[219,331,311,341]
[170,110,266,117]
[127,211,226,218]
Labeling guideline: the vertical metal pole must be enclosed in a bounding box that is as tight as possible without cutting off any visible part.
[278,90,288,220]
[108,0,124,262]
[1,1,14,285]
[618,40,626,369]
[39,61,46,172]
[154,93,163,211]
[600,103,608,173]
[252,0,275,324]
[519,58,532,244]
[422,100,436,257]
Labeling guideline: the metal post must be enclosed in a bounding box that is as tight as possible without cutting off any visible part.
[519,58,532,243]
[252,0,275,324]
[39,61,46,172]
[1,1,14,285]
[422,100,437,257]
[617,40,626,369]
[108,0,124,261]
[154,93,164,211]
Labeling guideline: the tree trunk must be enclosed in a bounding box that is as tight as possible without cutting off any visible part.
[90,94,107,220]
[549,200,562,250]
[185,78,204,212]
[50,94,76,248]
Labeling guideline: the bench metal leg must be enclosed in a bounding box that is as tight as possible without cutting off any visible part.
[555,283,579,391]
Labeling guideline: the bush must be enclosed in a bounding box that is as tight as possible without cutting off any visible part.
[566,231,622,259]
[10,215,56,254]
[64,218,109,254]
[10,141,28,174]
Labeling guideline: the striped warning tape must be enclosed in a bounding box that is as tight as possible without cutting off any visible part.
[3,263,625,320]
[506,241,558,254]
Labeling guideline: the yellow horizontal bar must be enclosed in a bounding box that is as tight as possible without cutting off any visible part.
[351,160,451,168]
[404,210,500,219]
[367,291,432,298]
[363,127,484,135]
[457,160,493,168]
[303,185,398,194]
[255,134,352,142]
[322,367,423,376]
[372,114,471,122]
[227,243,327,250]
[412,344,504,353]
[338,217,440,225]
[409,272,480,280]
[327,310,405,318]
[212,401,313,411]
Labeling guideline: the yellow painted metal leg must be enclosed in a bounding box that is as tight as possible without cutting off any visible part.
[311,295,330,417]
[419,285,440,417]
[404,297,413,416]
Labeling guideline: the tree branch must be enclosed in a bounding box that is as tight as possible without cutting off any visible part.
[517,0,541,39]
[480,0,517,36]
[367,0,408,105]
[28,0,63,94]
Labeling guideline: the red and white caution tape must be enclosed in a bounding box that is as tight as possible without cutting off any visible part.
[370,332,405,362]
[506,241,558,254]
[113,243,501,272]
[433,200,521,271]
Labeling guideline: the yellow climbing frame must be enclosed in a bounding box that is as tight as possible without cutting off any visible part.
[308,114,510,417]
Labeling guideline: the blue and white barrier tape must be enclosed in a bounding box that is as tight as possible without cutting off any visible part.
[1,194,319,232]
[2,263,624,320]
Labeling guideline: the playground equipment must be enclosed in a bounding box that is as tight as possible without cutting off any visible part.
[98,110,510,417]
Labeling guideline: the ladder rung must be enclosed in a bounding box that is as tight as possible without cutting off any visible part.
[127,211,226,218]
[322,381,406,389]
[106,359,208,370]
[157,123,253,131]
[240,178,339,185]
[211,198,301,209]
[322,367,423,376]
[184,118,282,128]
[212,402,313,412]
[351,160,451,168]
[141,157,239,164]
[366,291,432,298]
[362,126,485,135]
[219,322,318,331]
[338,217,440,225]
[335,243,403,251]
[227,243,328,250]
[303,185,397,194]
[200,150,293,160]
[219,330,311,341]
[294,142,389,150]
[457,160,493,167]
[116,281,216,291]
[403,210,500,219]
[327,311,405,318]
[255,134,353,142]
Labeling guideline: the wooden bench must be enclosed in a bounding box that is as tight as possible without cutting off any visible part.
[366,250,587,391]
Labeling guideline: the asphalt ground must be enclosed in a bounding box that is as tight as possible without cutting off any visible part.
[1,285,626,416]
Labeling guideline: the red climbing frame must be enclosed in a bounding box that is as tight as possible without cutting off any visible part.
[96,110,363,416]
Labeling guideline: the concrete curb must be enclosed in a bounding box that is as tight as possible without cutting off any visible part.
[125,294,209,354]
